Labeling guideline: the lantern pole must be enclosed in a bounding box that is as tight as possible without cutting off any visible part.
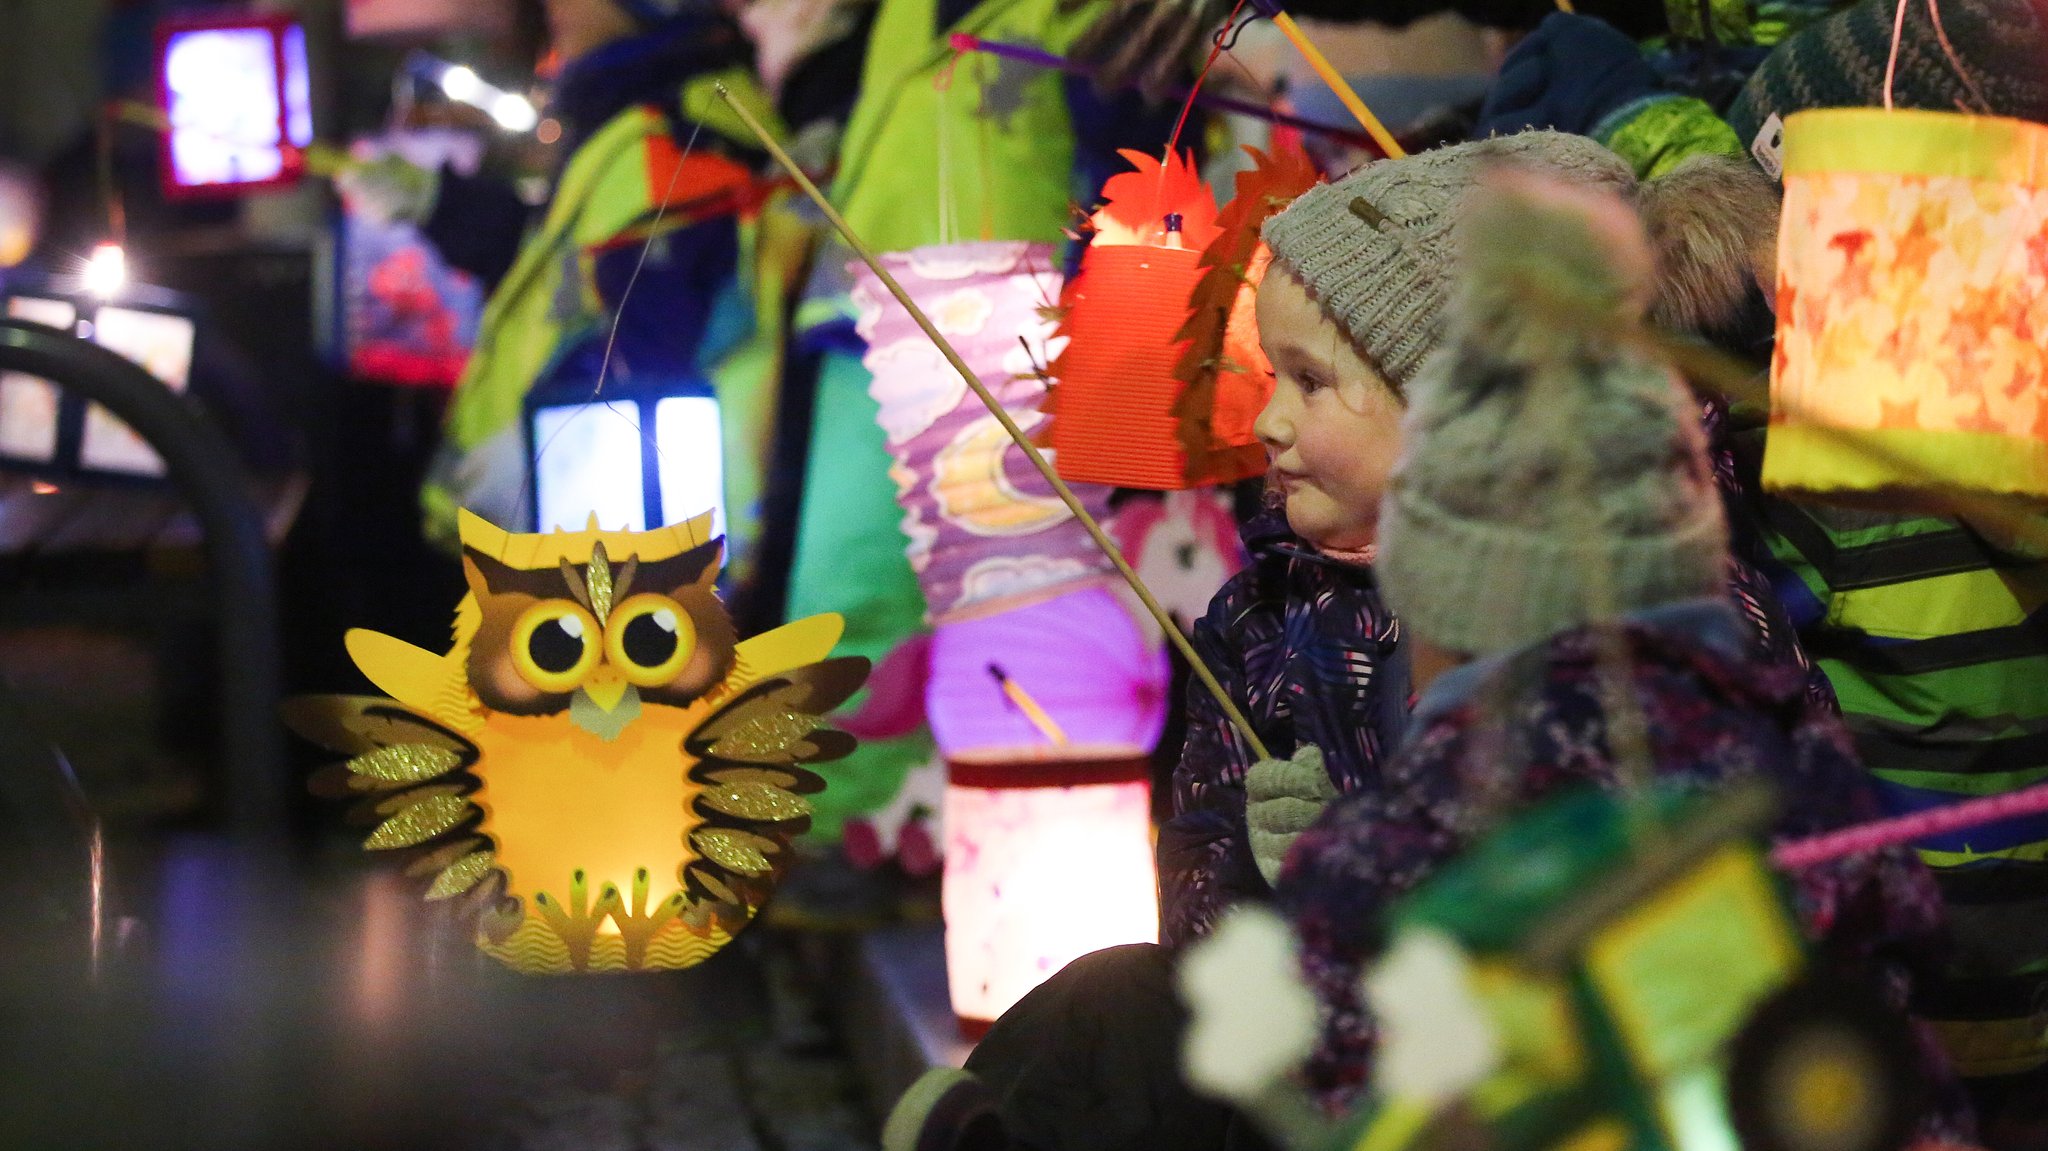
[714,82,1274,763]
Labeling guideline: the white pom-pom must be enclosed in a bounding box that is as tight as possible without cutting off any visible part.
[1177,906,1321,1104]
[1362,928,1502,1103]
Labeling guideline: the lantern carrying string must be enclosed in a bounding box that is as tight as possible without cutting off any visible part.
[714,81,1274,761]
[1884,0,1910,110]
[517,120,709,524]
[1165,0,1254,160]
[1890,0,1998,115]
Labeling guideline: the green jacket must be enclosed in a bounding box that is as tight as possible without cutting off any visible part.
[1759,499,2048,1079]
[794,0,1104,334]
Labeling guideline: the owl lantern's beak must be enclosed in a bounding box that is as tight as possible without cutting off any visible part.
[582,666,631,712]
[570,665,641,742]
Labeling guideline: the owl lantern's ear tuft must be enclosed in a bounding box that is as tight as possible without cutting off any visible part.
[462,546,562,602]
[631,536,725,598]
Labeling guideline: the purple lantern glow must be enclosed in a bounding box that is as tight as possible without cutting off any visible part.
[928,584,1168,755]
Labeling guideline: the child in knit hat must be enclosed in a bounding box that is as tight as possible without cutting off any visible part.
[883,131,1837,1151]
[1271,167,1957,1130]
[1161,129,1821,950]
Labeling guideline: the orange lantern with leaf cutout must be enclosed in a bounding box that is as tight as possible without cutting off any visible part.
[1764,108,2048,507]
[1047,149,1222,489]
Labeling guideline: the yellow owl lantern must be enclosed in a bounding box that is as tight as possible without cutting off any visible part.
[1765,108,2048,507]
[285,510,868,974]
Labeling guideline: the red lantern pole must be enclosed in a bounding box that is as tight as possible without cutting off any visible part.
[714,82,1274,763]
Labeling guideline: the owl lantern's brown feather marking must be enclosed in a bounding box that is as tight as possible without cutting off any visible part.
[288,511,868,975]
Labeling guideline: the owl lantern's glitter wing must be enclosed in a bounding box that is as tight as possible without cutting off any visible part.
[677,655,870,917]
[281,695,514,933]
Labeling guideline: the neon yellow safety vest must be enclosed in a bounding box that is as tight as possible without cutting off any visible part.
[831,0,1104,253]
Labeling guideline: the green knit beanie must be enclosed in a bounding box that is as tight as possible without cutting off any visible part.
[1727,0,2048,174]
[1374,170,1729,658]
[1258,132,1634,390]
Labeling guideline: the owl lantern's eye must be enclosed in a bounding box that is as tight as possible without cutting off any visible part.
[511,600,601,692]
[606,594,697,687]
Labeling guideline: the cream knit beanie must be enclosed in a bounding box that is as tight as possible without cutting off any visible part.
[1259,131,1635,389]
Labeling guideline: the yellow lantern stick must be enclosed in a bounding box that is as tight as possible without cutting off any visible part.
[1259,9,1406,158]
[713,82,1274,763]
[989,664,1071,747]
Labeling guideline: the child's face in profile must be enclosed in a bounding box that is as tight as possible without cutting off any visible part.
[1253,265,1405,553]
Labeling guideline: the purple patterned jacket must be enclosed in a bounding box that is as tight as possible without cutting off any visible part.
[1274,601,1961,1129]
[1160,502,1411,952]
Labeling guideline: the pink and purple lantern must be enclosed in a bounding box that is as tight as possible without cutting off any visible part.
[853,241,1168,1031]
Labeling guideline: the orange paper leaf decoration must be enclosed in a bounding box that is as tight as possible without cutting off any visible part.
[1172,144,1320,487]
[1088,149,1223,249]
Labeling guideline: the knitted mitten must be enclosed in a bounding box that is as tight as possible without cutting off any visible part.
[1245,744,1340,888]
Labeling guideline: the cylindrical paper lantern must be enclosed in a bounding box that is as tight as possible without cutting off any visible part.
[1765,108,2048,507]
[927,584,1168,755]
[1048,150,1224,490]
[852,241,1119,621]
[942,748,1159,1034]
[856,243,1169,1028]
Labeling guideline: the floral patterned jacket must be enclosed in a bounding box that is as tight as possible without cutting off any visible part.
[1274,601,1961,1130]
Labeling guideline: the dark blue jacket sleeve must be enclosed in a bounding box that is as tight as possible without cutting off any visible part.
[1159,581,1265,950]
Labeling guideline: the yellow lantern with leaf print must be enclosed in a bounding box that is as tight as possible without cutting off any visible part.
[1765,108,2048,508]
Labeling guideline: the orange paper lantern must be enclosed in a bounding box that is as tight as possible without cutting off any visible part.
[1048,150,1223,489]
[1765,109,2048,507]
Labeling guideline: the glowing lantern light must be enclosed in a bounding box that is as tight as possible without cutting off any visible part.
[155,13,313,198]
[438,65,482,102]
[489,93,539,134]
[942,748,1159,1034]
[1047,149,1224,489]
[1764,108,2048,507]
[83,244,128,299]
[525,379,726,537]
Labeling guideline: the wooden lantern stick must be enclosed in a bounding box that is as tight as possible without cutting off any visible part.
[713,82,1273,763]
